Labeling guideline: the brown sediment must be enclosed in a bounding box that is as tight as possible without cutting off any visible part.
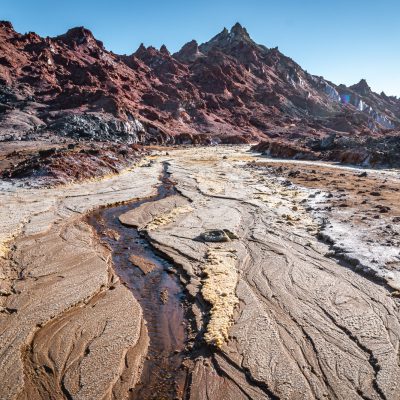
[1,146,400,400]
[253,161,400,219]
[2,219,147,400]
[21,283,148,400]
[1,157,194,400]
[0,155,161,400]
[86,163,193,399]
[87,201,189,400]
[129,254,156,275]
[132,147,400,399]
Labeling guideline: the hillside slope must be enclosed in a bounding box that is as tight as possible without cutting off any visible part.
[1,21,399,145]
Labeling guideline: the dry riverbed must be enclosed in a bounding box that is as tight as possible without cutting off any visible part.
[1,146,400,399]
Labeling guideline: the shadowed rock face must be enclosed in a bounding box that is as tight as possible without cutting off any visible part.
[252,133,400,168]
[0,21,399,144]
[1,142,146,185]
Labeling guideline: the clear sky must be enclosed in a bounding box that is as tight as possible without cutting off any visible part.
[2,0,399,96]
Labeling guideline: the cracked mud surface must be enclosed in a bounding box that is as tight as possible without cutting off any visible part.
[1,146,400,399]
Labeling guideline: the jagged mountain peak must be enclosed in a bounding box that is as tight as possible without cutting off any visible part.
[206,27,229,45]
[0,21,14,31]
[350,78,372,96]
[134,43,170,60]
[230,22,250,39]
[160,44,170,56]
[0,20,398,144]
[198,22,257,54]
[134,42,152,58]
[174,39,204,63]
[55,26,104,49]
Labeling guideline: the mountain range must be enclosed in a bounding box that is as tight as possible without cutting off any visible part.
[0,20,399,145]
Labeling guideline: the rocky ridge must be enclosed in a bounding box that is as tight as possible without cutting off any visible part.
[1,20,399,149]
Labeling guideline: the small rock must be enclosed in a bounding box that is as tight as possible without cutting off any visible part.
[288,170,300,178]
[160,288,169,304]
[376,205,390,213]
[200,229,238,242]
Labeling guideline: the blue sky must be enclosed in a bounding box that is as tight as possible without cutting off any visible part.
[2,0,399,96]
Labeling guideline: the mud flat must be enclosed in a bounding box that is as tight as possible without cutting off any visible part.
[1,145,400,399]
[0,158,161,399]
[119,147,400,399]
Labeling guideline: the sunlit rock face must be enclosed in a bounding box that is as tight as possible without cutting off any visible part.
[0,20,399,144]
[338,88,396,130]
[311,76,341,102]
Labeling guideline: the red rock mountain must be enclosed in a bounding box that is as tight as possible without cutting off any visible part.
[0,21,399,144]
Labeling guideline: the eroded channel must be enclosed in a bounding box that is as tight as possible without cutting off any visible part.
[87,164,190,399]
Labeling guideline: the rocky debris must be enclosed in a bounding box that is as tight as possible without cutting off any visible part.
[0,109,45,141]
[102,228,121,241]
[0,21,399,145]
[252,138,318,161]
[252,132,400,167]
[376,205,390,213]
[1,142,145,185]
[47,113,147,142]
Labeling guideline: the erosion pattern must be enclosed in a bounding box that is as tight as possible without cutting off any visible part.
[0,161,160,399]
[1,147,399,399]
[1,20,399,146]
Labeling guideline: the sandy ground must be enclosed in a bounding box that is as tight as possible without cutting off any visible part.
[1,145,400,399]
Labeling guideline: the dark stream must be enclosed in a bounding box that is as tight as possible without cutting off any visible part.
[87,166,189,399]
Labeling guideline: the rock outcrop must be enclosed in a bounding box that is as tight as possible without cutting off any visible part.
[252,132,400,167]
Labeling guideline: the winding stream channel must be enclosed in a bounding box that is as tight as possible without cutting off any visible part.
[87,165,190,399]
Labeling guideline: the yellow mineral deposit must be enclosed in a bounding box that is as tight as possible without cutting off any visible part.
[202,248,239,347]
[145,205,193,231]
[0,242,8,259]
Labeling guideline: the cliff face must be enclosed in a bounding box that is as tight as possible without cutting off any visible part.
[0,21,399,144]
